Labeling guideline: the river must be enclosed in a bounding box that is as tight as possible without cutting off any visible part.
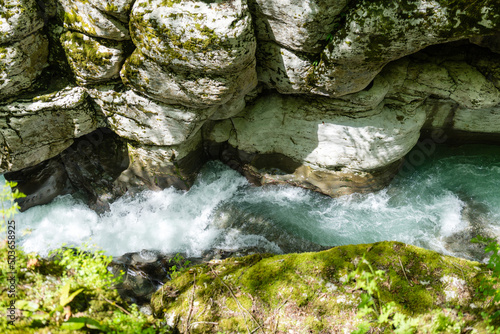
[7,144,500,261]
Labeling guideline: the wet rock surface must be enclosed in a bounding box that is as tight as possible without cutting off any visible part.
[109,246,277,305]
[5,128,129,212]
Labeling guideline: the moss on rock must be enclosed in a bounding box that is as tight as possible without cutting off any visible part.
[60,31,131,85]
[151,241,494,333]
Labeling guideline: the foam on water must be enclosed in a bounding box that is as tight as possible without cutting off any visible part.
[4,144,500,259]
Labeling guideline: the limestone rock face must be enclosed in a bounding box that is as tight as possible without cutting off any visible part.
[89,86,214,146]
[88,0,135,23]
[205,92,426,196]
[256,41,314,94]
[5,129,129,212]
[121,49,257,109]
[250,0,349,53]
[259,0,500,96]
[0,31,49,100]
[0,0,44,44]
[129,0,256,73]
[389,43,500,138]
[61,31,131,85]
[0,86,98,173]
[117,131,206,191]
[229,97,425,172]
[58,0,130,40]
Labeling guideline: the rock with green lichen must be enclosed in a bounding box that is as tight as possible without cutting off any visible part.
[88,0,135,23]
[0,86,98,173]
[61,31,130,85]
[58,0,130,41]
[0,0,44,44]
[315,0,500,97]
[129,0,255,74]
[88,86,216,146]
[121,48,257,109]
[250,0,349,54]
[386,44,500,136]
[0,31,49,100]
[150,241,492,333]
[260,0,500,97]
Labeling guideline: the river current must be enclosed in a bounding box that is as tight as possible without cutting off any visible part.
[5,144,500,261]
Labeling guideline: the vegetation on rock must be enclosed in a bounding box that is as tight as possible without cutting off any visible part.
[150,241,500,333]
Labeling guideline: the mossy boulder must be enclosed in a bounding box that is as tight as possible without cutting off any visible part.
[150,241,492,333]
[129,0,256,74]
[88,0,135,23]
[0,86,97,173]
[0,0,44,44]
[61,31,131,85]
[313,0,500,97]
[58,0,130,41]
[121,48,257,109]
[259,0,500,97]
[0,31,49,100]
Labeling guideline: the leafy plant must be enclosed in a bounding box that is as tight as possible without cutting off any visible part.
[51,245,122,290]
[0,180,25,231]
[347,254,418,333]
[472,236,500,324]
[169,252,191,279]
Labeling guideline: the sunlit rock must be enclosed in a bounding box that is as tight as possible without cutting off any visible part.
[61,31,131,85]
[88,86,215,146]
[58,0,130,40]
[121,49,257,109]
[0,31,49,100]
[88,0,136,23]
[0,0,44,44]
[205,91,426,196]
[129,0,255,73]
[0,86,97,173]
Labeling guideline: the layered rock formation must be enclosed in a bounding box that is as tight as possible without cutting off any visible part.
[1,0,500,210]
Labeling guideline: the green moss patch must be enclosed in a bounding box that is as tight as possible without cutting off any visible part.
[151,241,495,333]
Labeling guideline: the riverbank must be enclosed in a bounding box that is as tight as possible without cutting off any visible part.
[1,240,498,333]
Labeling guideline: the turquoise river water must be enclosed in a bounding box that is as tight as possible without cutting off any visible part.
[4,144,500,261]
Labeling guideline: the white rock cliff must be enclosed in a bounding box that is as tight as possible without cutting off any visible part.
[1,0,500,209]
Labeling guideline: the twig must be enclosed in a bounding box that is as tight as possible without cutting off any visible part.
[452,263,466,281]
[210,267,264,334]
[398,256,413,287]
[102,296,131,315]
[188,321,218,329]
[273,299,288,333]
[186,273,196,333]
